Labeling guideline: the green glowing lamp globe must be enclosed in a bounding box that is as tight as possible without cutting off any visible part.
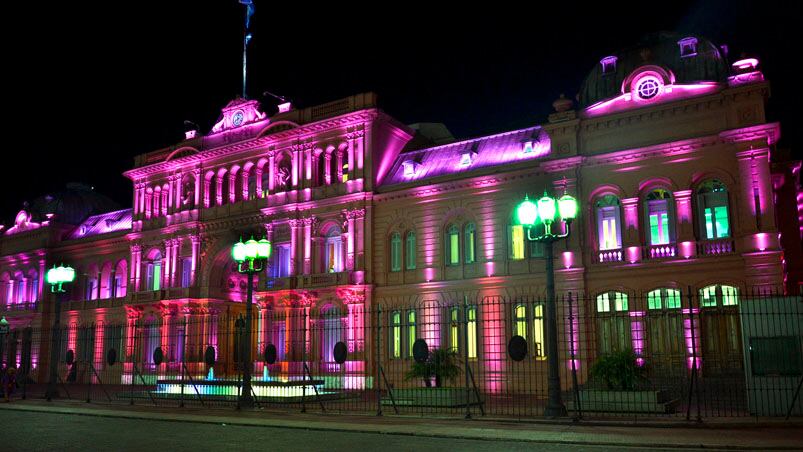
[244,237,259,260]
[46,266,59,285]
[257,237,272,260]
[46,264,76,285]
[537,194,557,223]
[516,196,539,226]
[63,265,76,283]
[232,239,247,263]
[558,194,578,221]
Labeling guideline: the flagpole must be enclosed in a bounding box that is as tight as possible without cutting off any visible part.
[242,6,248,98]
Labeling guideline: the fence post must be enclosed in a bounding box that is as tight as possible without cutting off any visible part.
[376,304,382,416]
[685,286,702,422]
[463,295,471,419]
[180,318,186,408]
[568,293,581,421]
[86,325,93,403]
[301,306,306,414]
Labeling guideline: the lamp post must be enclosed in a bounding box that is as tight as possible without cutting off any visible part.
[516,192,577,417]
[44,264,76,401]
[231,236,271,408]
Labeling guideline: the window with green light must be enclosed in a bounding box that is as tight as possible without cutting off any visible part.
[697,180,730,240]
[514,304,527,339]
[390,232,401,272]
[533,304,545,359]
[467,306,477,359]
[699,284,739,307]
[648,288,681,309]
[464,223,476,264]
[391,311,401,359]
[597,291,628,312]
[446,225,460,265]
[407,310,416,358]
[510,225,525,259]
[405,231,416,270]
[449,307,459,352]
[645,189,673,245]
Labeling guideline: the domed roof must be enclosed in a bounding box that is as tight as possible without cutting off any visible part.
[579,32,729,108]
[26,183,121,226]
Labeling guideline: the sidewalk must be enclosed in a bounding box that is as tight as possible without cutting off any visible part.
[2,400,802,450]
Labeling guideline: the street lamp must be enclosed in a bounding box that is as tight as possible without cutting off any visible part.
[231,236,271,408]
[44,264,76,401]
[516,192,577,417]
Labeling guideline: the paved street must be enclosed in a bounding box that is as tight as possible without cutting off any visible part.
[2,409,675,452]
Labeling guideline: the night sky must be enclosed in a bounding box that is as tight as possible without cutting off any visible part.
[3,1,800,224]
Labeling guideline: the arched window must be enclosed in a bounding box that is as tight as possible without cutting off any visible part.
[405,231,416,270]
[247,169,258,200]
[329,151,340,185]
[644,189,675,245]
[260,166,271,197]
[145,251,162,291]
[700,284,739,307]
[596,291,629,313]
[85,264,99,300]
[509,224,525,260]
[390,232,402,272]
[100,262,113,299]
[464,223,476,264]
[445,224,460,265]
[647,288,682,310]
[114,260,127,298]
[324,226,343,273]
[596,195,622,250]
[596,291,631,354]
[697,180,730,239]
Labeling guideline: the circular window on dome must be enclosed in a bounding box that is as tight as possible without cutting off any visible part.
[634,75,662,101]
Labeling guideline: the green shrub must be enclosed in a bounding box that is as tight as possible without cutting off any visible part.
[589,349,646,390]
[404,348,462,388]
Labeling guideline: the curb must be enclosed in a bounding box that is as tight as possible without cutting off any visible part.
[1,403,800,450]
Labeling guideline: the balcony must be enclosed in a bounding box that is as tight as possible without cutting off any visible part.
[0,302,38,313]
[643,244,677,260]
[595,249,624,263]
[302,272,350,288]
[265,276,297,290]
[697,239,735,256]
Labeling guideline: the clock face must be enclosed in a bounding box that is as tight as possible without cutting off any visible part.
[232,110,245,127]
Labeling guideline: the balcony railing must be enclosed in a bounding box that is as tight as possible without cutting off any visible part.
[265,276,296,290]
[697,239,735,256]
[302,272,349,288]
[0,301,38,312]
[643,244,677,259]
[596,249,624,263]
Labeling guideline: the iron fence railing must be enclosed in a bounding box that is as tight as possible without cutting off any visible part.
[1,288,801,421]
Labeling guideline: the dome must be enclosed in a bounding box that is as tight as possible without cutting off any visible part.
[579,32,730,108]
[26,183,122,225]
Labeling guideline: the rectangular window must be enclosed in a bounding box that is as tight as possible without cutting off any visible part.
[533,304,545,359]
[467,307,477,359]
[714,206,729,238]
[181,258,192,288]
[449,308,459,353]
[465,228,475,264]
[648,290,661,310]
[648,199,670,245]
[270,244,291,278]
[701,286,717,307]
[597,293,611,313]
[113,276,124,298]
[391,236,401,272]
[514,305,527,339]
[598,206,621,250]
[510,225,525,259]
[614,292,628,311]
[449,233,460,265]
[722,286,739,306]
[407,310,417,358]
[30,278,38,303]
[152,263,161,291]
[391,311,401,359]
[666,289,681,309]
[405,234,416,270]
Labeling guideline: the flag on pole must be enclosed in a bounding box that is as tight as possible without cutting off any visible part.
[240,0,255,29]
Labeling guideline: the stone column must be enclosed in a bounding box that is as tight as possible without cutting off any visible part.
[621,197,641,263]
[303,217,315,274]
[131,244,142,292]
[268,153,275,193]
[163,240,172,289]
[289,219,301,276]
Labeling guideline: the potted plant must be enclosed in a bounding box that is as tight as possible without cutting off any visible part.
[383,348,477,407]
[404,347,461,388]
[571,349,678,413]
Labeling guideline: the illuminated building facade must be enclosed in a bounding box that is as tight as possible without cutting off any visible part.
[0,33,800,395]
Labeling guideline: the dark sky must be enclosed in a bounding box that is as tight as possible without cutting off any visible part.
[2,1,800,223]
